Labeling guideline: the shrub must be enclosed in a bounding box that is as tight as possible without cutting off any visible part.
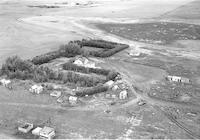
[63,62,110,76]
[76,85,108,97]
[61,71,104,87]
[32,43,83,65]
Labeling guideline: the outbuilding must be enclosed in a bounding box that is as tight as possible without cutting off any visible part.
[50,91,62,98]
[104,80,114,88]
[166,76,190,84]
[32,127,42,136]
[39,126,55,140]
[0,79,11,88]
[29,85,43,94]
[69,96,78,105]
[119,90,128,100]
[18,123,34,133]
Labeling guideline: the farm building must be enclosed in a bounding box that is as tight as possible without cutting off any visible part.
[119,90,128,100]
[18,123,33,133]
[39,126,55,140]
[69,96,78,105]
[112,85,119,91]
[29,85,43,94]
[73,57,96,68]
[32,127,42,136]
[50,91,62,98]
[166,76,190,84]
[104,80,114,88]
[0,79,11,88]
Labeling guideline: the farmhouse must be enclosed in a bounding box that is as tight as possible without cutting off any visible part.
[73,57,96,68]
[29,85,43,94]
[167,76,190,84]
[39,126,55,140]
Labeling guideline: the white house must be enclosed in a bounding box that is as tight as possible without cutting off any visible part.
[73,57,96,68]
[18,123,34,133]
[50,91,62,98]
[119,90,128,100]
[69,96,78,105]
[39,126,55,140]
[0,79,11,87]
[29,85,43,94]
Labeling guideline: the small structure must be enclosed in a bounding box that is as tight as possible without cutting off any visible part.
[32,127,42,136]
[166,76,190,84]
[18,123,34,133]
[0,79,11,88]
[104,80,114,88]
[137,100,146,106]
[29,85,43,94]
[69,96,78,105]
[112,85,119,91]
[50,91,62,98]
[39,126,55,140]
[57,97,63,103]
[111,94,117,99]
[73,57,96,68]
[119,90,128,100]
[57,96,69,103]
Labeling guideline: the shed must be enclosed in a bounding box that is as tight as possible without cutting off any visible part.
[0,79,11,87]
[112,85,119,91]
[104,80,114,88]
[73,59,83,66]
[119,90,128,100]
[29,85,43,94]
[69,96,78,105]
[18,123,33,133]
[167,76,181,82]
[32,127,42,136]
[50,91,62,98]
[167,75,190,84]
[39,126,55,140]
[180,77,190,84]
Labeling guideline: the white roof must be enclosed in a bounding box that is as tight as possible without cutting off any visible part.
[120,90,127,94]
[31,85,43,89]
[32,127,42,136]
[40,126,54,136]
[69,96,78,100]
[0,79,11,83]
[105,80,114,86]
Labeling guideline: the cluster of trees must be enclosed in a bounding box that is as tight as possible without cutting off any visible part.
[0,56,104,87]
[32,43,82,65]
[62,62,119,81]
[31,39,129,65]
[89,44,128,57]
[61,71,105,87]
[63,62,110,75]
[79,39,129,57]
[75,85,108,97]
[0,56,58,82]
